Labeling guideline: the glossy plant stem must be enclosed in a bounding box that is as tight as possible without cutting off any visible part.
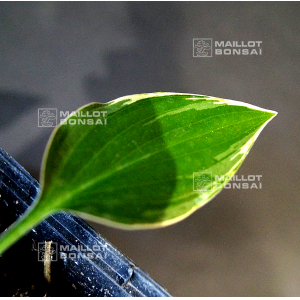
[0,202,52,255]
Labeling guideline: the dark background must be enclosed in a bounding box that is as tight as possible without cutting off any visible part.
[1,2,299,296]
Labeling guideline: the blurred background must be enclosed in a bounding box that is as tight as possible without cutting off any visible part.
[0,2,299,296]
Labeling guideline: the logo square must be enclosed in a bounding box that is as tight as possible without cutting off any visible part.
[193,172,212,191]
[38,108,57,127]
[38,242,58,262]
[193,38,213,57]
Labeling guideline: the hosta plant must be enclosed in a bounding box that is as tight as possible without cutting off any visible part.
[0,93,277,254]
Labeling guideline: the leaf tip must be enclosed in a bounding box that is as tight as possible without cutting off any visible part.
[261,108,278,124]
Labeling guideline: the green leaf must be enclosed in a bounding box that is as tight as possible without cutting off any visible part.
[0,93,277,254]
[39,92,276,226]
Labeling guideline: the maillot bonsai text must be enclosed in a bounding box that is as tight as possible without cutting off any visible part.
[60,110,107,125]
